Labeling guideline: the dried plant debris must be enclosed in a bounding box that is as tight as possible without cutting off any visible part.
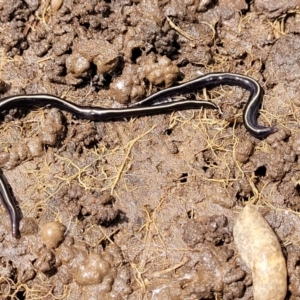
[1,0,300,299]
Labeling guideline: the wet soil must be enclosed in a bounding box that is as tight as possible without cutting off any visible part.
[1,0,300,299]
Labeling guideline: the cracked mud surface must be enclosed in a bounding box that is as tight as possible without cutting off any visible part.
[1,0,300,299]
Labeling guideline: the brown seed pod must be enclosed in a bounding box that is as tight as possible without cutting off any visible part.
[233,205,287,300]
[51,0,63,11]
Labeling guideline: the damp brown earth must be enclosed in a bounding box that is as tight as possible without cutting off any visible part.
[1,0,300,299]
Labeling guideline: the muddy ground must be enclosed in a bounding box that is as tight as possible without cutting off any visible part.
[0,0,300,299]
